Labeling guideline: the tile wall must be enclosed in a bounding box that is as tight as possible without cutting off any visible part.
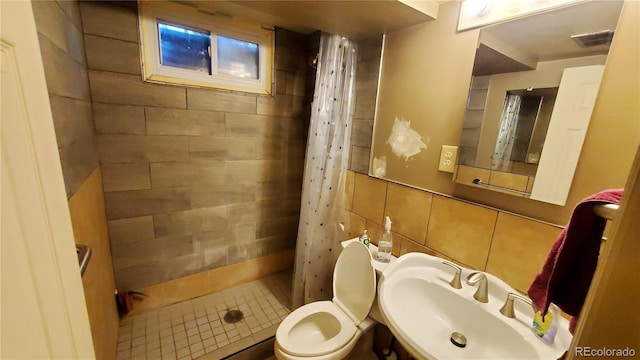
[67,168,120,360]
[342,170,562,293]
[79,2,312,290]
[458,75,487,166]
[350,36,383,174]
[32,0,99,198]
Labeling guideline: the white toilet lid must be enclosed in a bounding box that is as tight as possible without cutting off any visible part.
[332,241,376,324]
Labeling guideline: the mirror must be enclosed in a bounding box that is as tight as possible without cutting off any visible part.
[455,0,624,204]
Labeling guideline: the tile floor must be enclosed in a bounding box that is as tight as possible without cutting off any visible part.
[116,270,293,360]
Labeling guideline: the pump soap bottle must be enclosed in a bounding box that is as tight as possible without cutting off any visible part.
[359,229,370,247]
[376,216,393,263]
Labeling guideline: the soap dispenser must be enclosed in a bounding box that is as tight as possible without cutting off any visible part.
[359,229,370,247]
[376,216,393,263]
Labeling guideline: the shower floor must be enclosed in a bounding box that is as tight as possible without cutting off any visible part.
[115,270,293,360]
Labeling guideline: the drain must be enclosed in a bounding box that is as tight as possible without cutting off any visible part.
[223,309,244,324]
[450,332,467,348]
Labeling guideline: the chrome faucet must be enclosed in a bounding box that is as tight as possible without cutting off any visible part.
[466,272,489,303]
[442,261,462,289]
[499,292,533,318]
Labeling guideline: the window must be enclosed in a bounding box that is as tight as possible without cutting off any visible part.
[158,22,211,73]
[138,2,274,95]
[216,35,259,79]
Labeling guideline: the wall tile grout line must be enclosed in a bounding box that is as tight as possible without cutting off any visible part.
[483,211,501,272]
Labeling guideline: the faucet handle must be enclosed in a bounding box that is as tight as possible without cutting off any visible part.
[499,292,533,318]
[442,261,462,289]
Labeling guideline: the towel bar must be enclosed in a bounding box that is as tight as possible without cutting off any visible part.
[593,203,618,221]
[472,179,531,196]
[76,244,91,277]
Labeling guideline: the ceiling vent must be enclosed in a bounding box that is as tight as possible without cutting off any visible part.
[570,30,615,48]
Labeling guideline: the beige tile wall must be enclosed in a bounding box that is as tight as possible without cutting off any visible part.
[486,213,558,291]
[427,195,497,270]
[344,171,562,293]
[68,168,119,360]
[80,2,311,290]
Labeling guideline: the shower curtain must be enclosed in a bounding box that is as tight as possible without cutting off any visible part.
[292,33,357,309]
[491,94,521,172]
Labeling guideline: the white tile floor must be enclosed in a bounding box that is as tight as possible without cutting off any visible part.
[116,270,292,360]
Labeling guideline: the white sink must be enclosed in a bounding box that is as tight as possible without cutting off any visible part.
[378,253,572,360]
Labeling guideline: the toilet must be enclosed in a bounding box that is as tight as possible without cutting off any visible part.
[274,242,378,360]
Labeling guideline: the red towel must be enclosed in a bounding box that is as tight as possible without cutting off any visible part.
[527,189,624,334]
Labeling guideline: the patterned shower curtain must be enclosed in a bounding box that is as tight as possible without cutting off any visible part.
[291,33,357,309]
[492,94,521,172]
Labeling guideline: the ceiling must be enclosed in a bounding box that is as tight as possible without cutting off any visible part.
[474,0,624,75]
[177,0,439,40]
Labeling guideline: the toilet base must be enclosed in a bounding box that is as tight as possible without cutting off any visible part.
[344,324,376,360]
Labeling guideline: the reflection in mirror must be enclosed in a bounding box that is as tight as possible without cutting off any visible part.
[491,87,558,175]
[455,0,624,203]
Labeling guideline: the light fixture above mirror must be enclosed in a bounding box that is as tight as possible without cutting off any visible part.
[463,0,491,18]
[458,0,581,31]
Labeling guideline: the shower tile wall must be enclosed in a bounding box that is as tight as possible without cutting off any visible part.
[459,75,489,166]
[80,2,312,290]
[32,0,99,198]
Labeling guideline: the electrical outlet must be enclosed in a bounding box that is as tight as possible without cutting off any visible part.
[438,145,458,173]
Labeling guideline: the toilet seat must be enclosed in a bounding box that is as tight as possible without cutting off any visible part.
[275,301,357,356]
[276,242,377,359]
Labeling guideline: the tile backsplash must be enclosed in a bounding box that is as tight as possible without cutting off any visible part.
[342,171,561,293]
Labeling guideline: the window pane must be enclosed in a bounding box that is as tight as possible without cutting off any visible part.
[158,21,211,74]
[217,35,259,79]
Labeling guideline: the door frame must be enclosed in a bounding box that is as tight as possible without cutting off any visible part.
[1,1,95,358]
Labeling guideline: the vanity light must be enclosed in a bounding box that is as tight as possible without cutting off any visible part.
[464,0,491,17]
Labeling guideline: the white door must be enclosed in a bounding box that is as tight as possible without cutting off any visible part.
[1,2,95,358]
[530,65,605,205]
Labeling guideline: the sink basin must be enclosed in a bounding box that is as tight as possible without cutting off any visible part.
[378,253,572,360]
